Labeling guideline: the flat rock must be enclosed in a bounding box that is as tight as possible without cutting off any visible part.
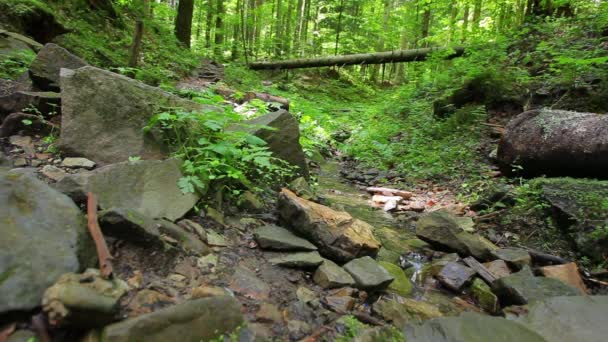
[373,299,442,326]
[343,256,394,290]
[471,278,499,313]
[0,169,92,313]
[54,159,199,221]
[229,266,270,300]
[324,295,355,313]
[270,251,324,268]
[491,248,531,270]
[101,296,243,342]
[278,188,381,262]
[256,303,282,323]
[483,259,511,279]
[59,66,207,164]
[254,225,317,251]
[378,261,414,297]
[61,157,96,169]
[416,210,498,260]
[539,262,587,295]
[29,43,88,91]
[39,164,67,181]
[313,259,355,289]
[493,267,580,305]
[436,262,476,292]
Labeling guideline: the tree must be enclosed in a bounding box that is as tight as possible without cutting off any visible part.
[128,0,149,67]
[175,0,195,48]
[214,0,225,57]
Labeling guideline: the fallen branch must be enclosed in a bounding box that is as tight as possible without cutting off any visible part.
[87,192,114,279]
[587,278,608,287]
[526,248,569,265]
[366,187,413,199]
[463,257,497,284]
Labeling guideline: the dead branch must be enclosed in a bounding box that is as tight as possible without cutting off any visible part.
[87,192,114,279]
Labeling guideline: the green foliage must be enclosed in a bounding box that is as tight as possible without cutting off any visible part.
[0,49,36,79]
[145,106,294,200]
[334,315,368,342]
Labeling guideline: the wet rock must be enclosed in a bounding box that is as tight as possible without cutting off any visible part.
[483,259,512,279]
[470,278,499,313]
[313,259,355,289]
[343,256,394,291]
[497,109,608,178]
[491,248,531,270]
[378,261,413,297]
[288,176,315,200]
[54,159,199,221]
[375,227,428,255]
[373,299,442,326]
[0,90,61,118]
[406,312,547,342]
[205,207,225,225]
[0,169,92,313]
[40,165,66,182]
[12,157,27,167]
[493,267,579,305]
[436,262,476,292]
[60,157,96,169]
[256,303,283,323]
[127,289,174,316]
[42,269,128,328]
[59,66,206,164]
[416,210,498,260]
[324,294,355,313]
[514,296,608,342]
[100,296,244,342]
[254,225,317,251]
[229,266,270,300]
[270,251,324,268]
[539,262,587,295]
[278,188,381,262]
[29,43,88,91]
[233,110,309,178]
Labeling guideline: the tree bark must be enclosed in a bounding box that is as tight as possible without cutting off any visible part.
[214,0,225,57]
[472,0,483,33]
[461,4,470,43]
[128,0,148,68]
[249,47,465,70]
[175,0,194,48]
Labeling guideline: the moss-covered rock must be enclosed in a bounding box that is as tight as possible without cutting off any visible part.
[378,261,414,297]
[470,278,499,313]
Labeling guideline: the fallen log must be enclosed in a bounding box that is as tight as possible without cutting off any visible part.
[249,47,465,70]
[366,187,414,199]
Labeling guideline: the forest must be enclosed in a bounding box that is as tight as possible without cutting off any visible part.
[1,0,608,341]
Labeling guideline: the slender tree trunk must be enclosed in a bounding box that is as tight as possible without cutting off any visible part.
[334,0,345,55]
[461,4,470,43]
[195,0,204,40]
[448,0,458,43]
[285,0,295,55]
[472,0,482,33]
[205,0,214,48]
[175,0,194,48]
[274,0,283,56]
[128,0,148,67]
[421,1,431,47]
[292,0,304,55]
[214,0,225,57]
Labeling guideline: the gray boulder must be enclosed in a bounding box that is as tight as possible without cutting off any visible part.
[313,259,355,289]
[100,296,244,342]
[0,30,42,55]
[0,169,92,313]
[29,43,88,91]
[436,262,476,292]
[343,256,394,290]
[0,90,60,118]
[497,109,608,178]
[59,66,206,164]
[234,110,309,179]
[269,251,324,268]
[493,267,579,305]
[416,210,498,260]
[254,225,317,251]
[54,159,199,221]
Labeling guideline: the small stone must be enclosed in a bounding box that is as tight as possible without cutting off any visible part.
[270,251,324,268]
[256,303,282,323]
[373,298,442,326]
[30,159,42,167]
[313,259,355,289]
[483,259,511,279]
[239,191,264,211]
[190,285,227,299]
[254,225,317,251]
[206,207,225,225]
[378,261,414,297]
[127,270,144,289]
[60,157,96,169]
[491,248,531,270]
[296,287,316,303]
[205,229,228,247]
[177,219,206,239]
[127,289,174,316]
[436,262,476,292]
[470,278,499,313]
[12,157,27,167]
[287,320,311,340]
[343,256,394,290]
[229,266,270,300]
[167,274,187,287]
[324,295,355,313]
[40,164,67,181]
[197,254,218,273]
[288,176,315,200]
[539,262,587,295]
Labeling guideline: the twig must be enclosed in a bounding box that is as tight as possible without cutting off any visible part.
[463,257,497,284]
[587,278,608,287]
[526,248,569,265]
[87,192,114,279]
[474,210,505,222]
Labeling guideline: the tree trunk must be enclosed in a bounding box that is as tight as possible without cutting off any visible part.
[274,0,283,56]
[205,0,214,48]
[249,47,465,70]
[334,0,345,55]
[472,0,482,33]
[421,1,431,47]
[128,0,148,67]
[195,0,204,40]
[461,4,470,43]
[448,1,458,43]
[175,0,194,48]
[214,0,225,57]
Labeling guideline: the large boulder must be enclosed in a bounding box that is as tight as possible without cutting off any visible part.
[0,169,92,313]
[99,296,244,342]
[0,30,42,55]
[416,210,498,260]
[54,159,199,221]
[492,267,579,305]
[0,90,60,119]
[497,109,608,178]
[59,66,205,164]
[234,110,309,179]
[277,188,381,262]
[28,43,88,91]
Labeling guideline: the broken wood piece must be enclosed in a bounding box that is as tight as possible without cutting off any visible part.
[526,248,569,265]
[463,257,497,284]
[366,187,413,199]
[244,92,289,110]
[371,195,405,204]
[87,192,114,279]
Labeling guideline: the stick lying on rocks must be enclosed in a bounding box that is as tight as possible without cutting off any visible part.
[87,192,114,279]
[366,186,413,199]
[463,257,497,284]
[526,248,569,266]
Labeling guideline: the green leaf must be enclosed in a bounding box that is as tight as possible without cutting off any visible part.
[203,120,223,131]
[244,134,267,146]
[21,119,33,126]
